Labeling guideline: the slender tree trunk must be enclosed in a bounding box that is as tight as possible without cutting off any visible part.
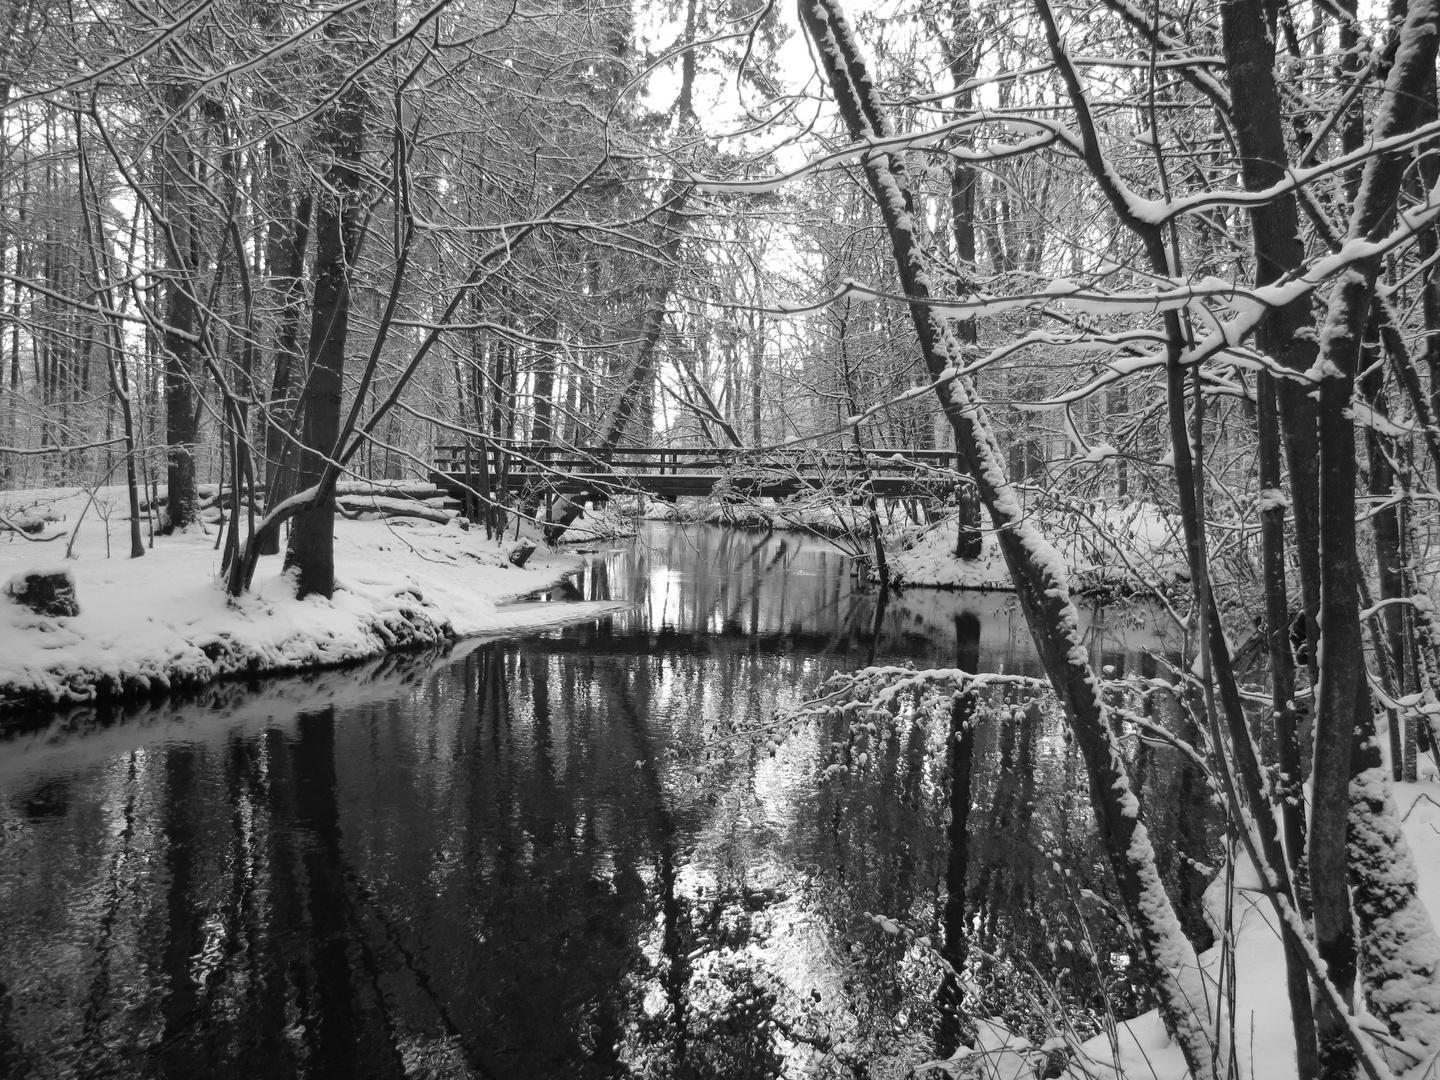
[1257,374,1303,869]
[75,135,145,558]
[749,320,763,445]
[942,0,983,560]
[1361,366,1407,780]
[532,320,556,447]
[1217,0,1324,677]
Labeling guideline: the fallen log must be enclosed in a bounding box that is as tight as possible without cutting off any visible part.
[335,494,455,524]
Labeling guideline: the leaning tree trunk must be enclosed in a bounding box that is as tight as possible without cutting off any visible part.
[797,3,1216,1073]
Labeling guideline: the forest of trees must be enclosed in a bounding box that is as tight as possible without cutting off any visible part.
[7,0,1440,1075]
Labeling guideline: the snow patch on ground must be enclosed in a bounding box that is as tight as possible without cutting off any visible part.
[0,486,625,712]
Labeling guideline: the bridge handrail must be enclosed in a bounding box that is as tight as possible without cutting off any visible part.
[433,444,959,474]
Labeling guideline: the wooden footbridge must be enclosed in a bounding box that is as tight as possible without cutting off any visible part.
[429,445,961,503]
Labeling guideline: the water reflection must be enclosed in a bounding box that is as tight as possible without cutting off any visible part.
[531,523,1181,676]
[0,523,1207,1079]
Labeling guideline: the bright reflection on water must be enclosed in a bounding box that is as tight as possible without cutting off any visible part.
[0,523,1190,1079]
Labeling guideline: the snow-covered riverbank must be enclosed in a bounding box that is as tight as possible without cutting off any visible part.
[0,486,625,713]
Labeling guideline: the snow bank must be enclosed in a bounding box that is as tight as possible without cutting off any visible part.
[884,518,1013,590]
[882,499,1190,594]
[0,486,625,713]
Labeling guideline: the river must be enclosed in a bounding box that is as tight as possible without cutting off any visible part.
[0,522,1202,1079]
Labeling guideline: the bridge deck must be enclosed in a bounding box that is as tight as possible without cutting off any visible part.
[429,445,960,503]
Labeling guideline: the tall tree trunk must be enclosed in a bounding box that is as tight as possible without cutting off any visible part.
[1217,1,1325,1068]
[77,139,145,559]
[941,0,983,559]
[1306,3,1440,1072]
[1421,62,1440,422]
[749,318,763,445]
[283,64,366,598]
[160,84,199,532]
[260,181,313,556]
[532,318,557,447]
[1219,0,1324,676]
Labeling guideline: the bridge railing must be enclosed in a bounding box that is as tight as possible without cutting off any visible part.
[433,444,959,477]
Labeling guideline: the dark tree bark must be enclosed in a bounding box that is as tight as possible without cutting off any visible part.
[940,0,983,559]
[283,68,366,598]
[259,183,312,556]
[1305,2,1440,1072]
[1217,1,1326,1069]
[531,319,557,447]
[159,83,199,532]
[1218,0,1323,676]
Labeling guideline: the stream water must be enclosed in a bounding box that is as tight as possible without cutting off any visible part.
[0,522,1199,1079]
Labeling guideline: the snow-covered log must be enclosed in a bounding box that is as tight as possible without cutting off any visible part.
[335,494,454,524]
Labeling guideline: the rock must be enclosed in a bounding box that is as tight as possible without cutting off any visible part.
[508,542,536,568]
[4,567,80,616]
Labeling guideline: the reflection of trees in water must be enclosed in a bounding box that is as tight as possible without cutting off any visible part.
[0,525,1208,1079]
[0,636,808,1079]
[789,617,1222,1074]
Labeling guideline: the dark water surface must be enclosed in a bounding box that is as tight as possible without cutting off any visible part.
[0,523,1186,1080]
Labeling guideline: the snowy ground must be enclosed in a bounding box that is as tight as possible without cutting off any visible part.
[0,485,627,712]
